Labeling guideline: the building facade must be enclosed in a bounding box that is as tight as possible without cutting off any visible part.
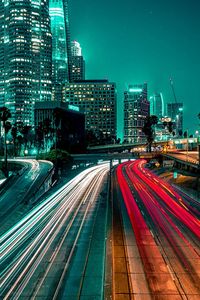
[0,0,52,125]
[49,0,72,101]
[63,80,117,142]
[70,41,85,82]
[49,0,68,84]
[71,40,81,56]
[35,101,85,152]
[167,102,183,136]
[124,83,150,143]
[150,92,165,140]
[150,92,164,118]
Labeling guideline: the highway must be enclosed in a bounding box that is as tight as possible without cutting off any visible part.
[116,160,200,298]
[166,150,199,165]
[0,159,53,235]
[0,163,109,299]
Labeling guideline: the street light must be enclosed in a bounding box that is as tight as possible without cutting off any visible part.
[186,128,189,162]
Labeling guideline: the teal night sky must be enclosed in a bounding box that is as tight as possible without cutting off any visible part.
[69,0,200,139]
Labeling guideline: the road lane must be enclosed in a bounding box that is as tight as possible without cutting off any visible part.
[0,164,109,299]
[0,159,53,234]
[116,160,200,298]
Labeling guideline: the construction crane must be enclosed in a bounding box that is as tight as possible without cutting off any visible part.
[169,78,178,103]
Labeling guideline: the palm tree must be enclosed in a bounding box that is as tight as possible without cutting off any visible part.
[53,108,63,168]
[17,122,32,154]
[0,107,12,177]
[167,121,174,135]
[11,124,18,156]
[142,115,158,152]
[53,108,62,150]
[43,118,53,153]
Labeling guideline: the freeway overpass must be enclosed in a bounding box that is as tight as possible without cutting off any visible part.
[163,151,200,174]
[88,137,199,153]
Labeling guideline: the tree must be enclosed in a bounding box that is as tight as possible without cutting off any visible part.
[11,125,18,156]
[142,115,158,152]
[167,121,173,134]
[0,107,12,177]
[53,108,63,150]
[178,129,183,137]
[35,123,44,153]
[42,118,53,152]
[17,122,32,153]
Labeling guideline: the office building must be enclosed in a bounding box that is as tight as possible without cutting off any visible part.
[35,101,85,152]
[150,92,164,118]
[124,83,150,143]
[49,0,72,100]
[167,102,183,136]
[71,40,82,56]
[70,41,85,82]
[50,0,68,83]
[0,0,52,125]
[63,80,117,142]
[150,93,165,140]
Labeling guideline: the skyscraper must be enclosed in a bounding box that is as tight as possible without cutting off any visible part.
[124,83,150,143]
[0,0,52,125]
[49,0,72,100]
[49,0,68,83]
[70,41,85,82]
[71,40,82,56]
[150,92,164,118]
[63,80,117,140]
[167,102,183,135]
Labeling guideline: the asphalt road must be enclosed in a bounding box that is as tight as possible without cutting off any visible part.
[116,160,200,299]
[0,159,53,235]
[0,164,109,299]
[167,151,199,165]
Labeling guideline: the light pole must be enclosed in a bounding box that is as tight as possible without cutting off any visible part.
[197,135,200,167]
[186,128,189,162]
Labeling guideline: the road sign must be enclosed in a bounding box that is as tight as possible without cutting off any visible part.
[173,171,178,179]
[163,160,174,168]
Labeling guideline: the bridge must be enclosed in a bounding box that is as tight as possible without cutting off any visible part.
[163,151,200,174]
[88,137,199,153]
[72,149,200,175]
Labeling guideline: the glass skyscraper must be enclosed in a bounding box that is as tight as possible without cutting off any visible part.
[150,93,164,119]
[70,41,85,82]
[49,0,71,99]
[124,83,150,143]
[0,0,52,125]
[49,0,68,84]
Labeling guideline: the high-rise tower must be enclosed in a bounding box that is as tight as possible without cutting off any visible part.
[49,0,68,84]
[0,0,52,125]
[167,102,183,136]
[70,41,85,82]
[124,83,150,143]
[150,92,164,118]
[49,0,72,101]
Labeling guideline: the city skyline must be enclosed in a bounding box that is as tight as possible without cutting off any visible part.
[69,0,200,138]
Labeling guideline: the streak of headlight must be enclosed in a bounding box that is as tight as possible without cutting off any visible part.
[1,163,109,297]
